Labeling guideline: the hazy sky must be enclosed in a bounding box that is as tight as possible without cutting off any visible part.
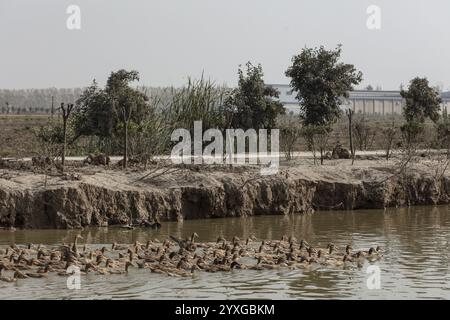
[1,0,449,90]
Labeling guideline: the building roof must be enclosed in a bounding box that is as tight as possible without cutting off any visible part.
[268,84,450,105]
[442,91,450,99]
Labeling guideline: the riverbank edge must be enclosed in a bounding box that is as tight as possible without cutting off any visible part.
[1,160,449,229]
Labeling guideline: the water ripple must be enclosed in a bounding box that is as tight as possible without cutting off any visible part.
[1,205,450,299]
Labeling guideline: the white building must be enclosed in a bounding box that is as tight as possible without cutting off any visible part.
[269,84,450,116]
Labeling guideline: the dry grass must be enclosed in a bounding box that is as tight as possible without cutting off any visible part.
[278,114,439,152]
[0,115,51,157]
[0,114,441,158]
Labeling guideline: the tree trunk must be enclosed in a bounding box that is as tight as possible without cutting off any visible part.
[62,117,67,172]
[347,110,355,165]
[123,120,128,169]
[311,139,316,165]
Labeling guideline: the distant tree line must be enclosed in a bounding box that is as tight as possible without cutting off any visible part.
[0,88,83,114]
[0,87,188,115]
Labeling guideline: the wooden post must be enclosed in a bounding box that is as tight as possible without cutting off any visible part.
[60,102,74,172]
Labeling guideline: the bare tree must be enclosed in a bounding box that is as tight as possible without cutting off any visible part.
[280,117,302,161]
[60,103,75,171]
[303,125,330,165]
[353,116,376,151]
[120,100,132,169]
[346,109,355,164]
[381,121,397,160]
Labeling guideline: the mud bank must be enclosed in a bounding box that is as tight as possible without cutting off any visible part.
[1,159,449,229]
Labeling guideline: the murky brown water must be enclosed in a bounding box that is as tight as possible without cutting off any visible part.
[1,206,450,299]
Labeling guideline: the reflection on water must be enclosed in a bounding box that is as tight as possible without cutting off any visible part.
[1,206,450,299]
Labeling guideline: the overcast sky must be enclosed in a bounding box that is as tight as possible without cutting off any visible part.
[1,0,449,90]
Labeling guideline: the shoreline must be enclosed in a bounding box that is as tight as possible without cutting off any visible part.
[1,157,450,229]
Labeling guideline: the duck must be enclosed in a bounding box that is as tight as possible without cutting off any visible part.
[230,260,247,270]
[71,235,84,255]
[354,251,365,268]
[246,257,265,271]
[326,243,335,255]
[150,217,162,229]
[13,270,28,279]
[366,247,382,262]
[231,236,241,246]
[118,249,134,263]
[0,237,385,280]
[178,265,200,277]
[136,260,149,269]
[108,261,133,274]
[94,259,118,275]
[119,224,135,230]
[245,235,257,246]
[299,239,310,251]
[112,242,128,251]
[0,267,17,283]
[24,272,47,278]
[342,254,355,268]
[306,247,317,257]
[170,232,199,250]
[147,264,169,276]
[26,264,50,278]
[316,250,328,265]
[37,264,52,273]
[21,243,38,256]
[345,245,353,255]
[27,258,46,267]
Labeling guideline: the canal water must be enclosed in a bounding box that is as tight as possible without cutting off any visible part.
[1,206,450,299]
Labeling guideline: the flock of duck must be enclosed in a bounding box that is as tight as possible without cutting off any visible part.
[0,233,382,283]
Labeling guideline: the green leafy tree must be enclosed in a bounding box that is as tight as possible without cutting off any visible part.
[401,77,441,123]
[225,62,285,130]
[436,109,450,158]
[74,80,113,138]
[400,77,442,150]
[285,45,362,126]
[74,70,148,168]
[285,45,362,163]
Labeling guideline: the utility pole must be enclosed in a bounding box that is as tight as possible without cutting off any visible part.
[346,109,355,165]
[51,96,55,117]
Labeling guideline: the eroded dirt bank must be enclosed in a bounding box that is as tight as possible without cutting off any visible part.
[1,159,449,229]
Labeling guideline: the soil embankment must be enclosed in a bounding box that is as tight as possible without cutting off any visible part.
[0,159,449,229]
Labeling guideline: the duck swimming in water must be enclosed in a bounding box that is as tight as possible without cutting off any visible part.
[26,264,50,278]
[112,242,128,251]
[0,236,383,281]
[71,235,83,255]
[366,247,382,262]
[0,266,16,283]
